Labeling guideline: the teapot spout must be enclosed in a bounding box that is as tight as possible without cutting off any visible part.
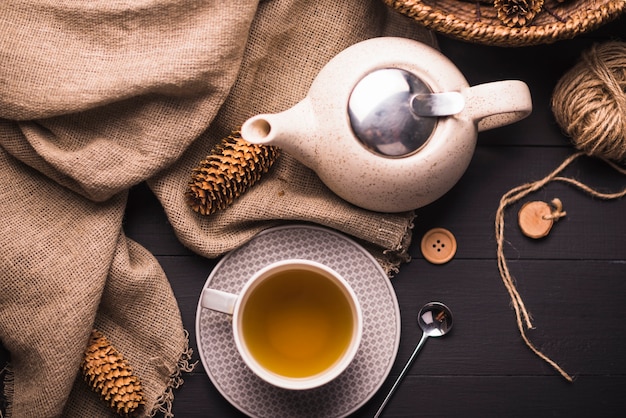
[241,99,316,164]
[240,115,274,145]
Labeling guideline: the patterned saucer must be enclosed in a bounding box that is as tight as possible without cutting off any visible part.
[195,224,401,418]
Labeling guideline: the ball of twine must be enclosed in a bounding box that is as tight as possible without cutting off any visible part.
[552,41,626,162]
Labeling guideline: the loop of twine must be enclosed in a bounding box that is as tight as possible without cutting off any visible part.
[543,198,566,220]
[495,152,626,382]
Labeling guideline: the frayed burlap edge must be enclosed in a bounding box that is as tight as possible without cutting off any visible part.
[333,212,415,279]
[381,214,416,277]
[0,364,12,418]
[149,331,197,418]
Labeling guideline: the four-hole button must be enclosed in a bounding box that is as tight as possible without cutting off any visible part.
[420,227,457,264]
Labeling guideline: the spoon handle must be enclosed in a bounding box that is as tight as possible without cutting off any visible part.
[373,333,429,418]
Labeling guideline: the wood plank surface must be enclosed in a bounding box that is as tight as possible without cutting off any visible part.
[2,10,625,418]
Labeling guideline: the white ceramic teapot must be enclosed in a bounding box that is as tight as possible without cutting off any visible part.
[241,37,532,212]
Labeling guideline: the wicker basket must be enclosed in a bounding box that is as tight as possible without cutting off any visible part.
[383,0,626,47]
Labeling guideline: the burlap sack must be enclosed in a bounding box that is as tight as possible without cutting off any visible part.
[0,1,434,416]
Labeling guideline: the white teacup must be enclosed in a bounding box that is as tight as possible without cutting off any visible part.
[200,259,363,390]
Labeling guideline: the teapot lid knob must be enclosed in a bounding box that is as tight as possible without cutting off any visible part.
[348,68,453,157]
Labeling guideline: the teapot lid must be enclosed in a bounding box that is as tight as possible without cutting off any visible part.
[348,68,442,157]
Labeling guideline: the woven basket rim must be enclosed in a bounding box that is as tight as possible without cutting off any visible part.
[385,0,626,47]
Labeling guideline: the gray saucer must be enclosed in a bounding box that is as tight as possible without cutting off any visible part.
[195,224,401,418]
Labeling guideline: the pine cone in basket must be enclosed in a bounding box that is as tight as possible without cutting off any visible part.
[186,131,280,216]
[494,0,545,27]
[81,330,145,417]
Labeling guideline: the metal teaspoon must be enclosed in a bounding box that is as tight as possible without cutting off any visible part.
[374,302,454,418]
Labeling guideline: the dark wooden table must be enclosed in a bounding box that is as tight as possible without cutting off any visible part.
[4,13,626,418]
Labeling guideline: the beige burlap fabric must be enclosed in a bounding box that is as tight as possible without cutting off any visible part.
[0,1,433,416]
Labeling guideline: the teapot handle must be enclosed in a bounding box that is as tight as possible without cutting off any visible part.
[464,80,532,132]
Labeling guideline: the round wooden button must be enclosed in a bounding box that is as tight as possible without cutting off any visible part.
[420,228,457,264]
[518,201,553,239]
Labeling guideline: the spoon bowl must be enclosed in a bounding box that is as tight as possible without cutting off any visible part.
[418,301,453,338]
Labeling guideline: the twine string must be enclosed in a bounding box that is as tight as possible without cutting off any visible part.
[495,151,626,382]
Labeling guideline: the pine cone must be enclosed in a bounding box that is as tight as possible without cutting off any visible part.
[494,0,544,27]
[185,131,280,215]
[81,330,145,417]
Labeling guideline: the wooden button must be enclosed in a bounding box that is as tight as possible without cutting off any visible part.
[518,201,554,239]
[420,228,457,264]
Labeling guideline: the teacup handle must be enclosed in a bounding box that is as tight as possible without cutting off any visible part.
[464,80,532,132]
[201,288,238,315]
